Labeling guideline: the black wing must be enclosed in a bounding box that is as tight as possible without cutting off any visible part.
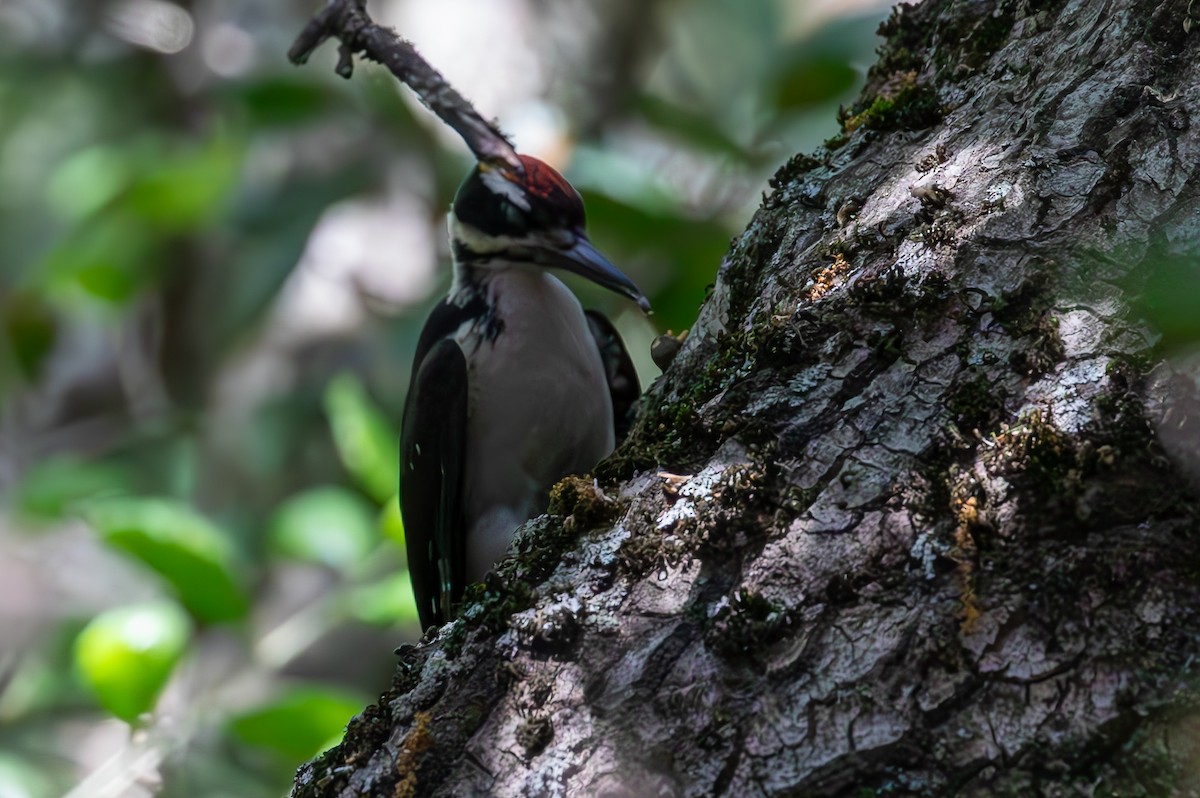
[401,334,469,632]
[585,310,640,443]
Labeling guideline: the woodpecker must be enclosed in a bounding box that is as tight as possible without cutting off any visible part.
[401,154,647,631]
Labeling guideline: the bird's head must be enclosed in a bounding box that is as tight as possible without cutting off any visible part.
[450,154,651,312]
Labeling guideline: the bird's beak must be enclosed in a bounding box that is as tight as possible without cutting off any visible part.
[539,235,651,313]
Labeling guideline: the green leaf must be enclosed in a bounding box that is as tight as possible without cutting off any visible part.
[83,497,249,622]
[1136,252,1200,350]
[228,78,341,127]
[12,456,132,519]
[342,573,418,626]
[228,686,365,761]
[1,292,57,379]
[379,493,405,548]
[269,486,376,571]
[124,137,239,231]
[772,56,859,110]
[41,212,156,304]
[45,145,131,220]
[324,374,399,504]
[73,601,191,723]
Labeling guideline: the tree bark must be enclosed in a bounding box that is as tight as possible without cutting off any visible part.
[293,0,1200,795]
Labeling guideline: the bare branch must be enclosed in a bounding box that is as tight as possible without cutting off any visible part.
[289,0,522,171]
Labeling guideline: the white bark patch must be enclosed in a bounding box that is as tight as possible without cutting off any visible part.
[654,440,753,532]
[1025,356,1110,433]
[1056,309,1105,357]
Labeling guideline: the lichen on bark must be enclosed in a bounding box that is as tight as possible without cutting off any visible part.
[294,0,1200,795]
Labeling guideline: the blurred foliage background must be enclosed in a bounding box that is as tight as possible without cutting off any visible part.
[0,0,891,795]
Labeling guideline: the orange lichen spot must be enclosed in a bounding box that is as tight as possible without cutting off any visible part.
[807,252,851,302]
[953,495,982,633]
[393,711,434,798]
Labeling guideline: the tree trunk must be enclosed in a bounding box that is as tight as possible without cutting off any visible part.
[293,0,1200,795]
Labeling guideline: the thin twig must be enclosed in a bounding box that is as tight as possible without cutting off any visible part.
[289,0,523,171]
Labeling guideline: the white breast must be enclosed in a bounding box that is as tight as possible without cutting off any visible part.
[455,269,614,581]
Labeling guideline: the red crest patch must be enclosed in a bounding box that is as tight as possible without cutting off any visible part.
[507,155,585,227]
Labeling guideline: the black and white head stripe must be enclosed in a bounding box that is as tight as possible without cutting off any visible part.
[452,155,586,239]
[480,167,531,212]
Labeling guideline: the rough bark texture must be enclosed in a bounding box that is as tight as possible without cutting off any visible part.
[294,0,1200,795]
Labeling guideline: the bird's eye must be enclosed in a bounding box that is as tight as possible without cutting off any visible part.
[501,201,527,228]
[545,228,576,248]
